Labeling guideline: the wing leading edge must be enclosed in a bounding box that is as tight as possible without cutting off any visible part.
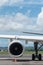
[0,35,43,42]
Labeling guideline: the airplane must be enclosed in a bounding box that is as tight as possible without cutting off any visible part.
[0,33,43,61]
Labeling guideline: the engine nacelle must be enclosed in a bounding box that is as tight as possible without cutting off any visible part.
[8,40,24,57]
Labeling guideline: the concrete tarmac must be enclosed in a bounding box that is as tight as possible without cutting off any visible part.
[0,55,43,65]
[0,60,43,65]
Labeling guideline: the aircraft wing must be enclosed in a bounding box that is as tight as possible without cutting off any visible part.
[0,35,43,42]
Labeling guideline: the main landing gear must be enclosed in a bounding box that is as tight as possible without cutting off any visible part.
[32,42,42,61]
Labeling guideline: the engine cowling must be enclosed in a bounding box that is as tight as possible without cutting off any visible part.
[8,40,24,57]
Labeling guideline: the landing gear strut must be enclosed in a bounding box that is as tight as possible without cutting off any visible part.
[32,42,42,60]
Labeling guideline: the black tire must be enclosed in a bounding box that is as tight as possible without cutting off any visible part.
[32,54,35,60]
[38,54,42,61]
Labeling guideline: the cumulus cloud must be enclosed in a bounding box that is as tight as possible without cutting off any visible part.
[0,12,36,32]
[36,7,43,31]
[37,7,43,25]
[0,7,43,33]
[26,11,43,32]
[26,7,43,33]
[0,0,8,6]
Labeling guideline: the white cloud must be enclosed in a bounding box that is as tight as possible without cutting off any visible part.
[37,7,43,25]
[8,0,24,6]
[25,10,31,17]
[0,12,35,31]
[0,9,43,33]
[31,7,43,32]
[36,7,43,30]
[0,0,8,6]
[0,0,43,7]
[0,0,24,6]
[21,0,43,5]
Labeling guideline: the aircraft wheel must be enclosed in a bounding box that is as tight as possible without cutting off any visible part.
[38,54,42,61]
[32,54,35,60]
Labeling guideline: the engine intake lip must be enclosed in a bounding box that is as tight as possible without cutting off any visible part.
[8,40,24,58]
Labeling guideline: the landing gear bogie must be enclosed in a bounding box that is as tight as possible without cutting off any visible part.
[32,54,42,61]
[32,54,35,60]
[38,54,42,61]
[32,42,42,61]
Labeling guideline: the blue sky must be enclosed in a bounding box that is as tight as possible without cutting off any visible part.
[0,0,43,47]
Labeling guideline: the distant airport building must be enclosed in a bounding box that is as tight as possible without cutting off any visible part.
[0,47,8,52]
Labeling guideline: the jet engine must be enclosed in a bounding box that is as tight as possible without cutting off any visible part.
[8,40,24,57]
